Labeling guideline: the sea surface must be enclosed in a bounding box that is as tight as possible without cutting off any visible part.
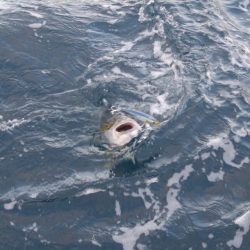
[0,0,250,249]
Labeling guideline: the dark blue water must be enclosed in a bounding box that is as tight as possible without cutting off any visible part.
[1,0,250,249]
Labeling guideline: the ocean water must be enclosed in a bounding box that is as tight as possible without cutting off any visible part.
[0,0,250,249]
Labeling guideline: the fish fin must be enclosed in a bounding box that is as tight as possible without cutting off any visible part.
[126,151,136,165]
[104,151,117,169]
[131,154,136,165]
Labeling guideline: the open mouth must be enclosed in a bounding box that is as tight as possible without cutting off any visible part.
[116,122,133,132]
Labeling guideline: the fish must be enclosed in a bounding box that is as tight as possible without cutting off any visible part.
[98,106,160,148]
[100,107,142,147]
[93,106,160,171]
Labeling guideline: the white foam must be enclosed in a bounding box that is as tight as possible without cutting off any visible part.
[0,1,13,13]
[115,200,121,216]
[166,188,181,219]
[166,164,194,219]
[115,41,134,53]
[0,171,108,201]
[23,148,29,153]
[109,191,114,196]
[27,10,44,18]
[202,93,225,108]
[136,27,159,42]
[167,164,194,187]
[131,187,153,210]
[41,69,50,74]
[18,2,38,10]
[207,135,249,168]
[40,238,50,244]
[113,164,193,250]
[207,169,225,182]
[138,6,147,23]
[227,35,250,68]
[202,242,207,248]
[113,219,161,250]
[201,152,210,161]
[153,41,173,66]
[22,222,38,232]
[113,185,162,250]
[91,237,102,247]
[150,93,172,115]
[29,192,38,199]
[136,243,147,250]
[0,118,30,131]
[150,68,168,79]
[3,200,17,210]
[75,188,105,197]
[227,210,250,248]
[208,233,214,239]
[233,135,240,143]
[112,66,136,79]
[138,0,155,23]
[28,21,46,29]
[145,177,158,185]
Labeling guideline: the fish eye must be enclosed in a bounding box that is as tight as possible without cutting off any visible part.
[116,123,133,132]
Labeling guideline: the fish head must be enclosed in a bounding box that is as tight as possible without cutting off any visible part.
[103,116,142,147]
[100,109,142,147]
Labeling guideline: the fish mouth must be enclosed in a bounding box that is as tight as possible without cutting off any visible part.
[115,122,134,132]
